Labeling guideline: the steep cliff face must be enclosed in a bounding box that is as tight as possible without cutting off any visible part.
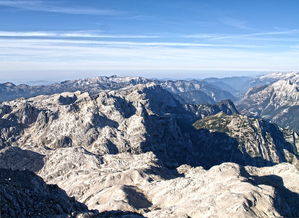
[1,83,297,168]
[193,113,298,168]
[183,99,239,120]
[238,73,299,131]
[0,84,243,167]
[0,84,186,165]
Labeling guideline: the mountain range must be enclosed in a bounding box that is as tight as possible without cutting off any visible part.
[0,72,298,217]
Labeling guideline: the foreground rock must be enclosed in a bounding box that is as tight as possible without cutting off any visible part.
[1,148,299,218]
[1,80,299,217]
[0,168,98,217]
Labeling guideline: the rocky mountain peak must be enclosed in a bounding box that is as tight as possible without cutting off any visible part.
[192,113,298,168]
[1,76,299,217]
[238,72,299,131]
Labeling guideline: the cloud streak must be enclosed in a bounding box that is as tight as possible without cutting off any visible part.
[3,30,299,44]
[184,29,299,42]
[0,31,160,39]
[0,38,263,49]
[0,0,122,15]
[0,37,298,73]
[0,29,298,74]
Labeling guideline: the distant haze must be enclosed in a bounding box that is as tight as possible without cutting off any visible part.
[0,70,267,84]
[0,0,298,82]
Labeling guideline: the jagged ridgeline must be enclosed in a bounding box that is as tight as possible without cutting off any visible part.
[193,113,299,168]
[2,73,298,132]
[1,73,299,217]
[0,82,298,168]
[0,75,237,104]
[0,83,239,166]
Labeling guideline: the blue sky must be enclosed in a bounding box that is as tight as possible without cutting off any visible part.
[0,0,299,82]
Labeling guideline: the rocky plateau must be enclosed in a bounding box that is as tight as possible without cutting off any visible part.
[0,73,299,217]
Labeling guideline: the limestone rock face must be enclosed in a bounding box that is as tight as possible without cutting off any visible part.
[146,162,299,218]
[0,84,239,167]
[193,113,299,168]
[183,99,239,120]
[1,77,299,218]
[0,84,183,159]
[0,83,298,169]
[237,72,299,131]
[2,147,299,218]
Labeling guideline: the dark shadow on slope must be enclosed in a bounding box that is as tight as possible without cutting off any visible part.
[97,210,146,217]
[92,113,119,128]
[135,99,247,178]
[143,165,183,180]
[0,168,98,217]
[138,113,191,169]
[0,104,43,149]
[0,117,25,149]
[57,136,73,147]
[259,120,298,161]
[0,104,12,116]
[111,96,137,118]
[188,129,277,169]
[1,168,146,218]
[58,95,77,105]
[122,185,152,210]
[105,139,119,154]
[0,147,45,172]
[240,167,299,217]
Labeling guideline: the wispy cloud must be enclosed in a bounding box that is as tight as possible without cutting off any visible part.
[185,29,299,42]
[0,31,160,39]
[0,29,298,74]
[4,30,299,44]
[0,37,298,73]
[0,38,262,49]
[0,0,122,15]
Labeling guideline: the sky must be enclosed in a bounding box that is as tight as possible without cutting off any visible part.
[0,0,299,83]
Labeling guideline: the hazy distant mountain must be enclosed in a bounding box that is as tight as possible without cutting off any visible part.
[0,75,237,105]
[0,76,151,102]
[159,80,236,104]
[203,76,253,97]
[26,80,55,86]
[238,72,299,131]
